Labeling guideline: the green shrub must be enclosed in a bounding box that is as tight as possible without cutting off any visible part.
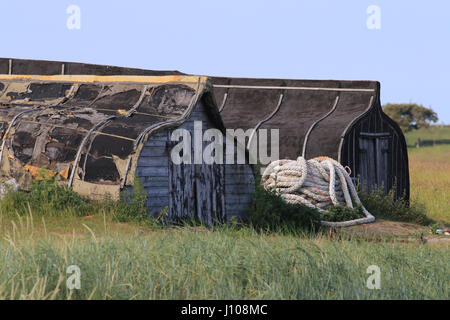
[112,177,149,223]
[0,187,30,214]
[0,172,150,223]
[324,205,365,222]
[0,174,94,217]
[29,176,89,212]
[247,184,322,234]
[358,188,432,225]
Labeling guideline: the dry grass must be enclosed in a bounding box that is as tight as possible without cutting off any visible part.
[404,125,450,147]
[0,138,447,300]
[0,212,448,300]
[408,145,450,224]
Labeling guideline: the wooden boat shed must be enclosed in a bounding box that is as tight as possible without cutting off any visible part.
[213,77,410,200]
[0,58,409,201]
[0,71,255,223]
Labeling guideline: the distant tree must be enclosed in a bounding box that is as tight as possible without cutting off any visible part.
[383,103,438,132]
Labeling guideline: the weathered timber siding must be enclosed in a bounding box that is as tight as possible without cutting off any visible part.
[189,100,225,224]
[224,132,255,221]
[136,98,255,222]
[224,163,255,221]
[137,130,171,216]
[0,58,183,76]
[340,100,410,201]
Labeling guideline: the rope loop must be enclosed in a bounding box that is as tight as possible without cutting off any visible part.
[262,156,375,227]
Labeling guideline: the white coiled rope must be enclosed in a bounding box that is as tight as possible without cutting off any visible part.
[262,157,375,227]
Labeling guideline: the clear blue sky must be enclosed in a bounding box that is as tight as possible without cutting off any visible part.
[2,0,449,123]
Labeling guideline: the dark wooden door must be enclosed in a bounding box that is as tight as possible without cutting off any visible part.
[0,122,5,138]
[359,133,390,192]
[194,162,225,224]
[375,137,389,192]
[193,131,225,224]
[169,145,225,224]
[169,156,196,222]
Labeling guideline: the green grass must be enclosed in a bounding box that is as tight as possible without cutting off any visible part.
[0,143,447,300]
[408,145,450,224]
[0,175,152,224]
[404,125,450,147]
[403,125,450,223]
[359,188,432,226]
[0,215,448,300]
[247,184,322,234]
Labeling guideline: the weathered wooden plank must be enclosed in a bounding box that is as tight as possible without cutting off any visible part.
[359,138,369,191]
[140,176,168,183]
[225,181,255,189]
[137,167,169,177]
[183,160,196,219]
[169,146,196,221]
[138,157,169,167]
[226,185,255,194]
[366,138,376,190]
[147,198,169,207]
[140,147,169,157]
[211,162,225,223]
[146,187,170,197]
[143,180,169,188]
[359,137,378,191]
[144,140,168,147]
[376,138,389,192]
[138,155,169,161]
[194,151,225,223]
[195,163,209,224]
[224,161,255,221]
[144,136,169,143]
[146,202,169,210]
[226,206,249,213]
[225,171,254,177]
[169,157,181,220]
[382,138,389,193]
[150,131,169,139]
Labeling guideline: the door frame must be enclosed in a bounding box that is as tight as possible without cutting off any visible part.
[359,132,391,192]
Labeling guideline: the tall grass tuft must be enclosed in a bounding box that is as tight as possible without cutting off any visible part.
[358,188,432,226]
[0,173,152,224]
[246,184,322,234]
[111,177,149,223]
[0,175,94,217]
[0,227,447,300]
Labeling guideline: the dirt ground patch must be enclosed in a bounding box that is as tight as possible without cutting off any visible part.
[342,220,425,237]
[336,220,450,245]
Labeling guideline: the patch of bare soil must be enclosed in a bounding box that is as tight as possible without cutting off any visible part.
[335,220,450,245]
[426,237,450,244]
[343,220,425,237]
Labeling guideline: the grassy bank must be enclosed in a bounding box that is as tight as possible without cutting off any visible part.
[0,214,448,300]
[0,141,447,300]
[408,145,450,223]
[404,125,450,147]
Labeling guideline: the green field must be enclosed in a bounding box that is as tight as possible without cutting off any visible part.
[408,145,450,223]
[406,126,450,224]
[0,215,448,300]
[405,125,450,147]
[0,128,448,300]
